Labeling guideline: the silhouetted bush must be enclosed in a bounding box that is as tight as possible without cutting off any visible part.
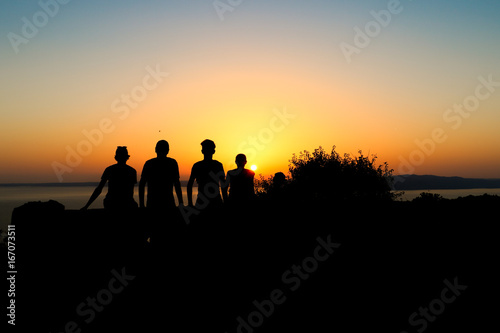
[258,146,395,202]
[412,192,446,203]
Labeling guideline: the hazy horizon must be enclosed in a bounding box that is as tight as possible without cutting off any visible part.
[1,0,499,183]
[1,173,500,186]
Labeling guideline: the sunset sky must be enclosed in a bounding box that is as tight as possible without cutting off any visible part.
[1,0,499,183]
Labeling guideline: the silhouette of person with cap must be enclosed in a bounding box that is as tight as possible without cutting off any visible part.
[139,140,183,210]
[225,153,255,204]
[81,146,138,210]
[187,139,227,209]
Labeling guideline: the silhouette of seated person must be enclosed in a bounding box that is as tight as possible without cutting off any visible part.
[139,140,183,210]
[81,146,138,210]
[187,139,227,210]
[225,153,255,204]
[268,171,287,200]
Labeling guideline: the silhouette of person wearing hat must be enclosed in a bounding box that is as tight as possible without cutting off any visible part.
[81,146,138,210]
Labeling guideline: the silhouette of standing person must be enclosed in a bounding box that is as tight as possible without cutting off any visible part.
[187,139,227,209]
[81,146,138,210]
[225,153,255,204]
[139,140,184,210]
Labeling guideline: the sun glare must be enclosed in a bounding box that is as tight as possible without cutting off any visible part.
[250,165,257,171]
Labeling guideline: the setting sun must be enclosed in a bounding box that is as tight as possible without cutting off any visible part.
[250,165,257,171]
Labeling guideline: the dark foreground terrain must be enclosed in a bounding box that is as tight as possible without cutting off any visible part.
[5,195,499,332]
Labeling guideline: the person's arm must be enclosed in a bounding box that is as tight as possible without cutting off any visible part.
[250,173,255,196]
[174,179,184,206]
[81,179,106,210]
[220,168,228,203]
[131,169,138,202]
[139,163,147,208]
[139,177,146,208]
[173,161,183,206]
[222,171,230,200]
[187,171,195,207]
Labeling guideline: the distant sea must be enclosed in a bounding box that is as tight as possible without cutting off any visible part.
[1,183,499,231]
[0,183,197,232]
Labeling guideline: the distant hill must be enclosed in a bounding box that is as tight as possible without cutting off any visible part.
[393,175,500,190]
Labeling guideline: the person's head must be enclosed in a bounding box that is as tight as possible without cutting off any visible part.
[201,139,216,157]
[235,153,247,168]
[115,146,130,164]
[273,172,286,187]
[155,140,169,156]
